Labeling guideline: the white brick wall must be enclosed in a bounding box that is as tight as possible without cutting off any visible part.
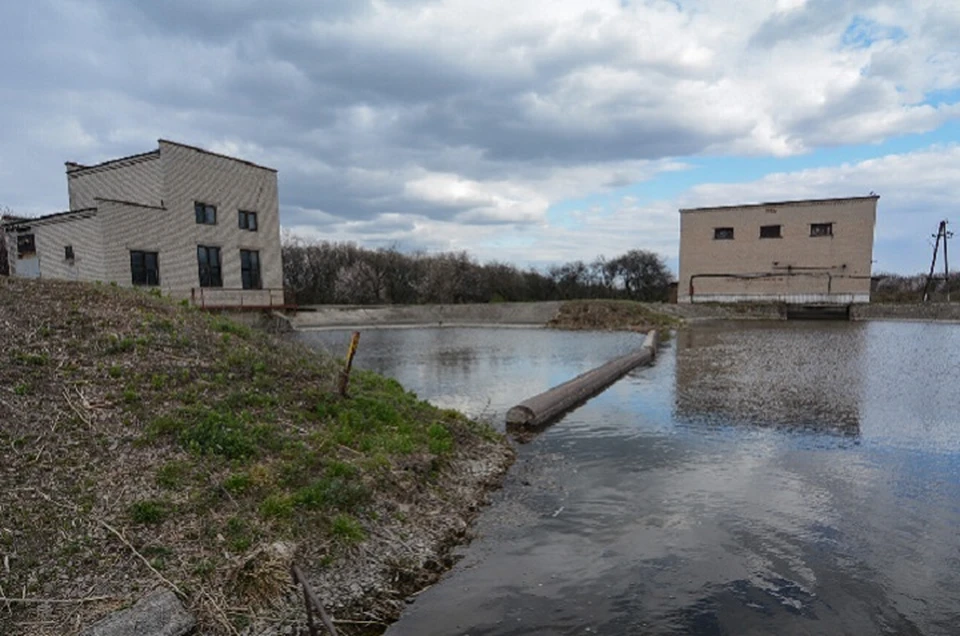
[97,200,169,288]
[157,141,282,298]
[67,153,162,210]
[34,212,107,282]
[9,141,284,306]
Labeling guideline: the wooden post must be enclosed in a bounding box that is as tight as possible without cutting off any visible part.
[291,564,339,636]
[923,222,944,303]
[338,332,361,397]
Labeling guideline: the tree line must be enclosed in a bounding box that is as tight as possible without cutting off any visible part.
[871,272,960,303]
[282,238,673,305]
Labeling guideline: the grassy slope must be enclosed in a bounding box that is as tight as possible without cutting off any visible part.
[0,278,512,635]
[548,299,683,332]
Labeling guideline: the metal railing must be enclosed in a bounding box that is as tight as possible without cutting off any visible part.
[189,287,295,310]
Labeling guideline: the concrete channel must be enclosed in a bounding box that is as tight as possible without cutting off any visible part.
[506,330,659,433]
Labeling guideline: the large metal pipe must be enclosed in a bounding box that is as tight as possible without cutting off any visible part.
[506,330,658,429]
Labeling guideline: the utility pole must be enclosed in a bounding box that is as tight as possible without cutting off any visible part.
[945,221,951,302]
[922,220,953,303]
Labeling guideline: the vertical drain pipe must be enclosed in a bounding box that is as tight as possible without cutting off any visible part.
[506,330,658,430]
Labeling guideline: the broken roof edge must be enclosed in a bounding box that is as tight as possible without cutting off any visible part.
[65,150,160,175]
[158,139,278,173]
[679,195,880,214]
[2,207,98,227]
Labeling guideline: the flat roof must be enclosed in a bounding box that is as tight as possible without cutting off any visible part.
[680,195,880,214]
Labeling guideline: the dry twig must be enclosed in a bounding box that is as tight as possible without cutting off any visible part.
[0,596,115,605]
[97,519,185,598]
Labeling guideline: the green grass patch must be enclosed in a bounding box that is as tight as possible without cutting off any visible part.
[104,335,136,354]
[330,514,366,544]
[292,462,369,512]
[129,499,170,525]
[259,494,294,519]
[149,406,278,460]
[210,315,253,339]
[156,460,190,490]
[222,472,254,495]
[224,516,255,553]
[12,350,49,366]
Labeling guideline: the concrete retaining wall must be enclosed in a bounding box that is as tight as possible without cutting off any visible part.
[291,301,564,330]
[851,303,960,322]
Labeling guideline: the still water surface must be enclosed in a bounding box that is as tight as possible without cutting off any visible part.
[297,322,960,635]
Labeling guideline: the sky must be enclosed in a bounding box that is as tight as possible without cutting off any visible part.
[1,0,959,275]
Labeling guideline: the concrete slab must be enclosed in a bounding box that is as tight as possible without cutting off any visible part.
[80,589,195,636]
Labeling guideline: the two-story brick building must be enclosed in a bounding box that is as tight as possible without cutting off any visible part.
[2,140,284,307]
[678,195,879,304]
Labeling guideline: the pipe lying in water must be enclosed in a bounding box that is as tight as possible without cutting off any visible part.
[506,330,658,431]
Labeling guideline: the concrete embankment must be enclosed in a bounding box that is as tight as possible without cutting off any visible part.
[291,301,564,330]
[851,303,960,322]
[507,330,658,431]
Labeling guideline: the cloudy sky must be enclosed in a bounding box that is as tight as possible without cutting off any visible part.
[2,0,959,274]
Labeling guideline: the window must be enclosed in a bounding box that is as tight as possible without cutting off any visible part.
[714,227,734,240]
[238,210,258,231]
[65,245,75,261]
[197,245,222,287]
[240,249,261,290]
[760,224,782,239]
[17,234,35,257]
[810,222,833,237]
[195,202,217,225]
[130,251,160,286]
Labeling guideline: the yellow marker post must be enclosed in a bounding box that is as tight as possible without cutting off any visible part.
[338,331,361,397]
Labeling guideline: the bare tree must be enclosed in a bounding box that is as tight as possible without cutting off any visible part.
[280,234,675,305]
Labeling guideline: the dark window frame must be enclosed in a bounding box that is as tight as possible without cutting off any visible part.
[130,250,160,286]
[240,249,262,290]
[197,245,223,288]
[714,227,735,240]
[759,224,782,239]
[194,202,217,225]
[65,245,75,261]
[810,222,834,237]
[17,234,36,257]
[238,210,258,231]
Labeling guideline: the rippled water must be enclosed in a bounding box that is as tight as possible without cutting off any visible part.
[297,322,960,636]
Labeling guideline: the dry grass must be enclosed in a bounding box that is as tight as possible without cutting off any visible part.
[0,277,512,635]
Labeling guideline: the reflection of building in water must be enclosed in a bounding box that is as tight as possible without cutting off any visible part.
[673,324,866,436]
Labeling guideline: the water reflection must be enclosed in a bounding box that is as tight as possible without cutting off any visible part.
[674,322,865,437]
[296,327,644,418]
[296,323,960,636]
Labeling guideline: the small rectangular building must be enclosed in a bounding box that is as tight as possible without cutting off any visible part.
[678,195,878,304]
[2,140,284,307]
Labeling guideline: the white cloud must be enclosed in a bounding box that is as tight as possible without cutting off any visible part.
[284,145,960,276]
[1,0,959,271]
